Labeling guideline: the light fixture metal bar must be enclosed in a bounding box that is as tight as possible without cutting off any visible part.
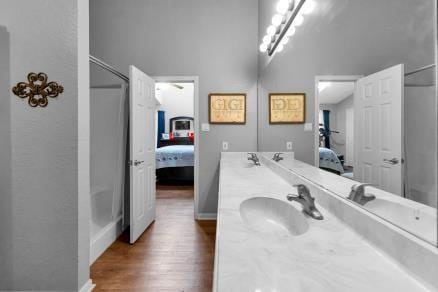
[268,0,307,56]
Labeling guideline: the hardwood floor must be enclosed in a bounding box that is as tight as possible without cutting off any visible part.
[91,184,217,292]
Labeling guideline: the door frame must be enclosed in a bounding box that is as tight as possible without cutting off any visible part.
[153,76,200,220]
[313,75,363,167]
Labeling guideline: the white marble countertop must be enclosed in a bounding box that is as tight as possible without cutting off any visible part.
[214,152,429,292]
[268,153,437,244]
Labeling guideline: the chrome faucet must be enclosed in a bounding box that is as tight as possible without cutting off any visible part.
[272,152,284,162]
[287,184,323,220]
[347,183,376,205]
[247,152,260,166]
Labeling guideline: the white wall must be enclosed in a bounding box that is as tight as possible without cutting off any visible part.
[157,83,194,132]
[90,0,259,215]
[405,86,437,207]
[257,0,435,165]
[0,0,90,290]
[320,94,354,159]
[90,87,127,262]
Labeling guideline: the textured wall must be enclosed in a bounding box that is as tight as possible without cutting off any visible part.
[0,0,89,290]
[0,25,13,289]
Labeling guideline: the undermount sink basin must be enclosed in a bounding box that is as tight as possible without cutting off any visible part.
[239,197,309,236]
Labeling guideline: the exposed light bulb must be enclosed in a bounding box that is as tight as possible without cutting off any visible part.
[302,1,316,14]
[272,14,284,27]
[259,43,268,53]
[263,35,272,44]
[267,25,277,37]
[285,26,296,37]
[280,36,289,45]
[277,44,284,52]
[294,14,304,26]
[276,0,290,15]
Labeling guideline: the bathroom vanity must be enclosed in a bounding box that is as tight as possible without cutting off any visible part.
[213,152,438,292]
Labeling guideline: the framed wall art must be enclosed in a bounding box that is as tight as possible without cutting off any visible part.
[208,93,246,124]
[269,93,306,124]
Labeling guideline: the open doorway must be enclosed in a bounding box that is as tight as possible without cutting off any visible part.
[314,76,361,178]
[154,76,200,219]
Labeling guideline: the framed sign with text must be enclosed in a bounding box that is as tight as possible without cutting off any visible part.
[209,93,246,124]
[269,93,305,124]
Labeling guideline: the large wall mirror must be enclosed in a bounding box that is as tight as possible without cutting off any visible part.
[257,0,437,245]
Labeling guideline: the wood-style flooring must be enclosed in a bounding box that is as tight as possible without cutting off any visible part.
[91,184,217,292]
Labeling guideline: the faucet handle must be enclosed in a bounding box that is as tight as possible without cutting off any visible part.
[351,183,374,191]
[272,152,284,160]
[293,184,310,193]
[287,193,300,199]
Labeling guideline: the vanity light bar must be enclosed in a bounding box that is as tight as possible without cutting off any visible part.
[260,0,309,56]
[269,0,307,56]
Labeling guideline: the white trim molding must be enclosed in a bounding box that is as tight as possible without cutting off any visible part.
[78,279,95,292]
[90,216,124,264]
[197,213,217,220]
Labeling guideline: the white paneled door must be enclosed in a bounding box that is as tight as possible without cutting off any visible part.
[129,65,156,244]
[354,64,404,195]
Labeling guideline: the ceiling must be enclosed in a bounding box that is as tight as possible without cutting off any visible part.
[319,82,355,104]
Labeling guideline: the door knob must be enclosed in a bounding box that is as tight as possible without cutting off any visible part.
[383,158,399,165]
[134,160,144,166]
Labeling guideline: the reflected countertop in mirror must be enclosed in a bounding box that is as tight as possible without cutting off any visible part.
[256,0,437,247]
[262,153,437,246]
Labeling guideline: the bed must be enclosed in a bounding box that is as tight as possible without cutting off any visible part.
[319,147,344,175]
[156,145,194,182]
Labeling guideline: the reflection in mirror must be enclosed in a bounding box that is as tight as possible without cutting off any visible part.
[257,0,437,246]
[315,65,437,244]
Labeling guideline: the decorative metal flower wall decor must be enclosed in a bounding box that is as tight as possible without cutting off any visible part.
[12,72,64,107]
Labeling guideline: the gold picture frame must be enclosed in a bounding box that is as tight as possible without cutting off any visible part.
[208,93,246,124]
[269,93,306,124]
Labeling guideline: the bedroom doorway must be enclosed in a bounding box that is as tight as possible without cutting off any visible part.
[153,76,200,219]
[314,76,362,179]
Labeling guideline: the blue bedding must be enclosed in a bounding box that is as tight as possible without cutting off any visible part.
[156,145,194,169]
[319,147,344,174]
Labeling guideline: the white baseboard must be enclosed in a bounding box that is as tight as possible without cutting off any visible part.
[197,213,217,220]
[90,216,123,264]
[78,279,95,292]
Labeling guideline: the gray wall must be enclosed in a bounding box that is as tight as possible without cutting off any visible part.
[90,0,259,214]
[0,25,12,289]
[257,0,435,165]
[0,0,89,290]
[405,86,437,207]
